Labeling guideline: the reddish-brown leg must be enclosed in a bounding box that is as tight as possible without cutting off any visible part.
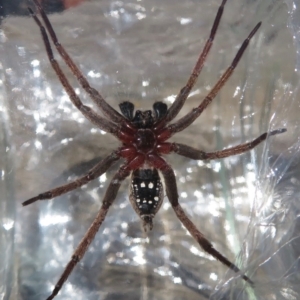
[157,22,261,141]
[157,0,228,129]
[45,164,131,300]
[148,154,253,284]
[157,128,286,159]
[28,7,125,137]
[31,0,125,123]
[22,151,120,206]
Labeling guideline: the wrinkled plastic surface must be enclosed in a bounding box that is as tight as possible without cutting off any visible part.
[1,0,300,299]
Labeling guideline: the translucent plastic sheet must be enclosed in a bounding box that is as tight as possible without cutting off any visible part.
[1,0,300,299]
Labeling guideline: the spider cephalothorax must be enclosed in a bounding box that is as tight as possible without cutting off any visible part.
[23,0,286,299]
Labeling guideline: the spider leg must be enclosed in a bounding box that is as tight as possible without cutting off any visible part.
[171,203,253,284]
[45,165,131,300]
[30,0,125,123]
[22,151,120,206]
[28,8,121,136]
[149,155,253,284]
[163,22,261,137]
[157,0,228,129]
[171,128,286,160]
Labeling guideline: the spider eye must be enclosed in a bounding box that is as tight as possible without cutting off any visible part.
[153,102,168,120]
[132,110,154,128]
[119,101,135,120]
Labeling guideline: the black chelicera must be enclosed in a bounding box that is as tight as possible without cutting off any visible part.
[23,0,286,299]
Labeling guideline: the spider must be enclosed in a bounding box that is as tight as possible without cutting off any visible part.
[23,0,286,299]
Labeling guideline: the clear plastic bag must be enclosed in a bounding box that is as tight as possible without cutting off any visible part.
[1,0,300,299]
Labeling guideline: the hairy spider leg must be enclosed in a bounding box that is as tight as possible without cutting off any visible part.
[148,154,254,284]
[30,0,125,123]
[28,7,122,135]
[22,151,120,206]
[45,164,132,300]
[156,0,228,130]
[156,128,287,159]
[156,22,262,141]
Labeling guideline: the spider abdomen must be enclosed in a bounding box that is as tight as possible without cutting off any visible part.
[129,168,163,231]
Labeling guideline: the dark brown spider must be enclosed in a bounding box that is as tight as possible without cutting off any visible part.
[23,0,286,299]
